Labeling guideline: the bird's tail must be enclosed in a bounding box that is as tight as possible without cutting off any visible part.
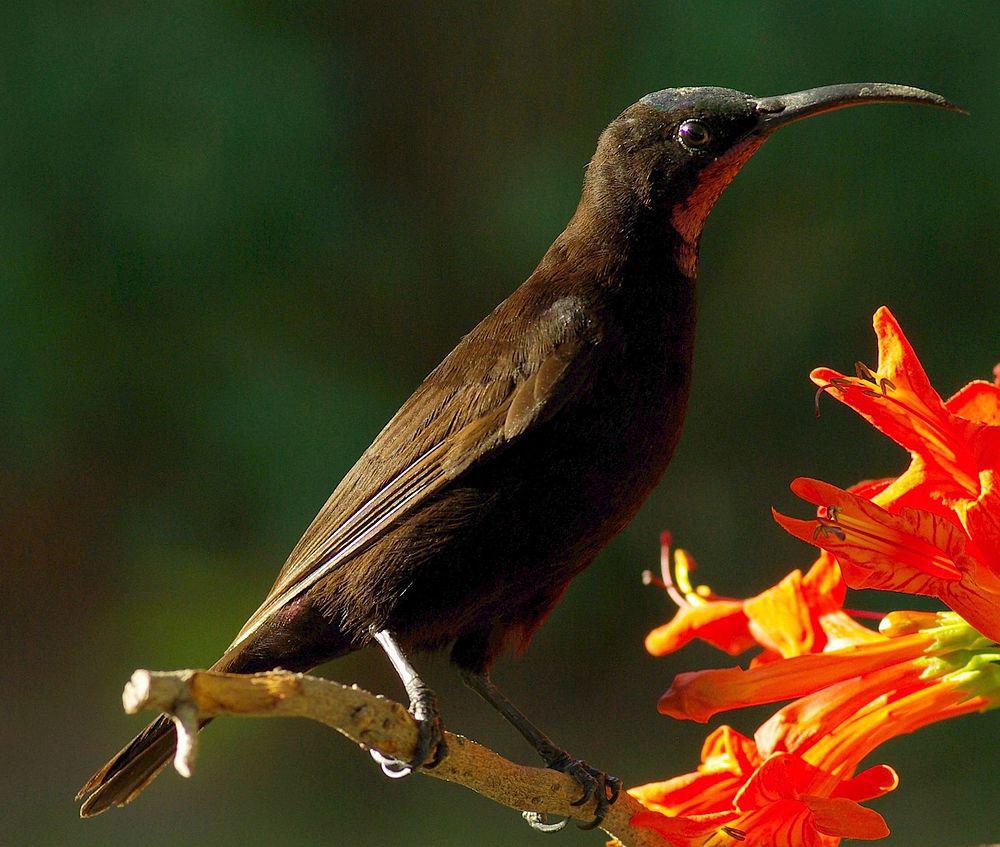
[76,711,182,817]
[77,647,258,817]
[78,610,356,817]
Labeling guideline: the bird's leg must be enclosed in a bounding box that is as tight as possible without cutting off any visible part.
[370,629,447,777]
[460,669,621,830]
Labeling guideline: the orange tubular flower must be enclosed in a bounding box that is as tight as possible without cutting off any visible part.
[810,307,999,507]
[774,477,1000,643]
[633,614,1000,847]
[657,628,930,723]
[630,725,759,819]
[644,535,757,657]
[774,307,1000,640]
[631,716,899,847]
[644,535,853,662]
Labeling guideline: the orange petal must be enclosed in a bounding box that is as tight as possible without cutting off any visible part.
[645,600,755,657]
[817,611,883,652]
[777,478,965,582]
[773,508,943,595]
[700,725,761,775]
[940,573,1000,643]
[715,801,821,847]
[868,457,961,520]
[955,469,1000,564]
[801,552,846,609]
[804,795,890,840]
[775,478,1000,634]
[794,675,986,777]
[872,307,937,405]
[744,570,817,658]
[847,477,894,499]
[733,754,808,810]
[629,771,745,817]
[811,308,983,496]
[753,664,923,759]
[833,764,899,802]
[630,809,738,844]
[947,379,1000,425]
[810,362,963,480]
[657,633,930,722]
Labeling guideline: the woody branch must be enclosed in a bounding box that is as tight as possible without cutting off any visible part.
[121,668,667,847]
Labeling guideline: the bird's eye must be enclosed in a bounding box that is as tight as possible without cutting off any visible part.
[678,120,711,149]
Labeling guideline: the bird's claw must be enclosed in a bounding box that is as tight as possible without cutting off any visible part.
[545,754,621,830]
[370,690,447,778]
[411,702,448,770]
[370,747,413,779]
[522,811,569,832]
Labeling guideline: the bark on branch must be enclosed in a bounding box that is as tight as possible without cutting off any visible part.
[121,668,668,847]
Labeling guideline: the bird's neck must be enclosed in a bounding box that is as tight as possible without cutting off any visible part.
[528,166,699,364]
[667,137,766,276]
[548,162,697,293]
[554,136,767,282]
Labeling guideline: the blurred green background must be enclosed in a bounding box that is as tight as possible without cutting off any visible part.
[3,2,997,845]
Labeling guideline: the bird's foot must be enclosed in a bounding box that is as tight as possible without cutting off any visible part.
[370,686,448,778]
[541,749,622,830]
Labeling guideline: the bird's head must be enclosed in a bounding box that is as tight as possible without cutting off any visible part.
[583,83,962,275]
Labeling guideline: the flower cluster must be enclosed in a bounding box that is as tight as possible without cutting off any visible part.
[776,307,1000,642]
[631,309,1000,847]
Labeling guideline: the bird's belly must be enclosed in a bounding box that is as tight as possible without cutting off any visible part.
[526,354,692,550]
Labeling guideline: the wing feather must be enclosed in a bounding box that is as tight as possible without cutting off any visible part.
[227,295,596,650]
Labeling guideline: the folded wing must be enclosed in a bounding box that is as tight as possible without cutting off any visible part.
[228,295,598,650]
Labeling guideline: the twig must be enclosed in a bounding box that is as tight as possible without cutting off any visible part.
[121,668,668,847]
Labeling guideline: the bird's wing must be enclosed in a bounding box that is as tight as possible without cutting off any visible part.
[227,294,598,650]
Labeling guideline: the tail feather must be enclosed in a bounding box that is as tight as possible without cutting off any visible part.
[76,647,244,817]
[77,615,354,817]
[77,714,184,817]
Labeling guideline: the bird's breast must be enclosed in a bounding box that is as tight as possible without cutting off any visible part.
[509,279,699,559]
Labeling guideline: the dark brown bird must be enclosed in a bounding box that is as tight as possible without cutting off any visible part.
[78,83,959,827]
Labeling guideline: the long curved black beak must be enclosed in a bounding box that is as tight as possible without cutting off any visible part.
[754,83,965,133]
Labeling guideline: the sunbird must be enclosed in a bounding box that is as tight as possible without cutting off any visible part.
[79,82,959,828]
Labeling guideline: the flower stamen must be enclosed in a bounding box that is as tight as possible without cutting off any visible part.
[813,520,846,542]
[814,383,832,418]
[855,361,878,382]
